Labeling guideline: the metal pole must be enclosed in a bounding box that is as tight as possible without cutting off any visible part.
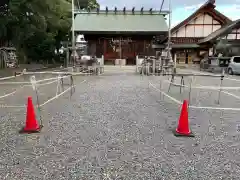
[168,0,175,73]
[188,76,193,107]
[71,0,75,67]
[160,79,162,99]
[168,74,174,92]
[217,77,223,104]
[35,88,43,126]
[66,48,69,68]
[167,0,171,51]
[119,37,122,67]
[180,76,183,94]
[153,58,155,75]
[217,70,224,104]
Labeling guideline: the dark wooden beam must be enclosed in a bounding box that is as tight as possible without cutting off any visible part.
[186,24,221,26]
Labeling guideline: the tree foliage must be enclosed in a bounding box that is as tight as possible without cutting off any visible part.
[215,39,231,57]
[66,0,99,9]
[0,0,99,62]
[86,0,99,9]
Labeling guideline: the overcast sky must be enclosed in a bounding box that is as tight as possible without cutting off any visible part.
[98,0,240,27]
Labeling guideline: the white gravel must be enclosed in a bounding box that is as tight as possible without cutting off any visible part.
[0,68,240,179]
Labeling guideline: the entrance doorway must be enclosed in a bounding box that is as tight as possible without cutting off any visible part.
[185,52,188,64]
[102,37,136,65]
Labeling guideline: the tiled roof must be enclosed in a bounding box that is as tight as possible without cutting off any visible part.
[171,0,231,34]
[73,9,168,34]
[199,19,240,44]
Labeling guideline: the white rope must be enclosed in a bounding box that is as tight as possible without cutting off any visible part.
[40,80,86,107]
[0,105,25,108]
[149,82,182,105]
[0,81,30,85]
[0,73,23,81]
[0,79,58,100]
[164,80,240,90]
[23,71,88,75]
[37,79,58,86]
[36,75,69,83]
[0,88,23,99]
[149,81,240,111]
[0,80,56,99]
[189,105,240,111]
[22,68,99,76]
[23,71,71,75]
[0,75,70,85]
[0,79,84,108]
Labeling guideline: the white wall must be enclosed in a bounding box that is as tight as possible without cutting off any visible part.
[172,13,222,38]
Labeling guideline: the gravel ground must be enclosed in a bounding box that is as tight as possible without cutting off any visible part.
[0,67,240,179]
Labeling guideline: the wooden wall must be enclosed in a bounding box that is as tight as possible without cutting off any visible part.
[85,34,156,65]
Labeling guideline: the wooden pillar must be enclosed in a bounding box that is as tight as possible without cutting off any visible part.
[143,40,146,54]
[103,39,107,64]
[119,37,122,59]
[185,51,189,64]
[103,39,107,55]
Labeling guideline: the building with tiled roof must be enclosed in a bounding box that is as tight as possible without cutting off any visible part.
[73,7,169,65]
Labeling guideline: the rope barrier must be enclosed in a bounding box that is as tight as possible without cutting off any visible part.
[39,80,85,107]
[0,79,58,100]
[163,73,224,78]
[0,67,85,110]
[0,75,70,85]
[149,81,240,111]
[0,75,79,109]
[0,73,23,81]
[22,69,93,75]
[0,105,26,108]
[164,80,240,90]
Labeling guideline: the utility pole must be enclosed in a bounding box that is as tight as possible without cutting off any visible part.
[71,0,75,66]
[167,0,176,73]
[167,0,172,60]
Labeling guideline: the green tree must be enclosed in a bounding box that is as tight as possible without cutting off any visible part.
[0,0,71,62]
[0,0,99,63]
[86,0,99,9]
[67,0,99,9]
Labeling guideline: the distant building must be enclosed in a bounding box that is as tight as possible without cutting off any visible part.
[72,7,169,65]
[155,0,233,64]
[199,19,240,56]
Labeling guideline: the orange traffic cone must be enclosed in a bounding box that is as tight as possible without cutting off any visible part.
[19,97,42,133]
[174,100,194,137]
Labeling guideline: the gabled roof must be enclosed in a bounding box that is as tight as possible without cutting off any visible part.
[171,0,232,34]
[199,19,240,44]
[73,9,168,34]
